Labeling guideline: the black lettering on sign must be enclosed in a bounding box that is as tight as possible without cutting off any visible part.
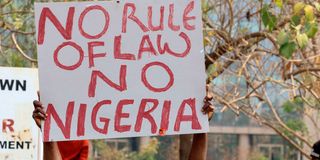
[0,141,32,149]
[0,79,26,91]
[0,141,6,148]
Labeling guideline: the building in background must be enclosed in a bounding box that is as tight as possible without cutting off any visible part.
[207,110,301,160]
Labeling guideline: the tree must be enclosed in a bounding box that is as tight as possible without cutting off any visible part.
[0,0,36,67]
[90,138,159,160]
[202,0,320,159]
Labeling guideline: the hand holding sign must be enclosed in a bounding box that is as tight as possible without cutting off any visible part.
[32,92,47,129]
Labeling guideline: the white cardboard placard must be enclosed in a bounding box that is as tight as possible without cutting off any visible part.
[0,67,42,160]
[35,0,208,141]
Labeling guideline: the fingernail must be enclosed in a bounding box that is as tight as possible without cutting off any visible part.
[159,129,166,136]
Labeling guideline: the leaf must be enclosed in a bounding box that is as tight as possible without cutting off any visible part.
[283,101,295,113]
[294,2,305,15]
[305,22,318,38]
[261,6,269,25]
[13,18,23,30]
[201,0,209,12]
[291,15,301,26]
[314,2,320,12]
[206,64,215,76]
[275,0,283,8]
[207,30,215,37]
[280,42,296,59]
[296,33,308,49]
[304,5,315,21]
[277,30,289,45]
[285,119,307,132]
[261,5,277,31]
[203,37,212,46]
[316,56,320,66]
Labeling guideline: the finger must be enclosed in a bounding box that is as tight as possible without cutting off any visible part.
[201,102,211,113]
[202,107,213,115]
[33,110,47,120]
[33,100,43,109]
[32,113,46,121]
[208,112,214,121]
[202,103,214,114]
[201,103,207,112]
[205,105,214,113]
[202,104,214,121]
[202,100,211,108]
[204,96,213,102]
[34,107,46,117]
[203,100,212,106]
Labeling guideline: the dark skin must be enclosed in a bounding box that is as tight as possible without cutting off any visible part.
[33,94,62,160]
[188,91,214,160]
[312,156,320,160]
[33,93,214,160]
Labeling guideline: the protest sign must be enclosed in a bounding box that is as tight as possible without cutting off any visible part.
[0,67,42,159]
[35,0,208,141]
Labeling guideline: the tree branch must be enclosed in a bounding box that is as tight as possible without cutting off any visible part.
[11,33,37,63]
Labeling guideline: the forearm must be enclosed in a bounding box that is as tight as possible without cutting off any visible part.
[188,133,208,160]
[79,146,89,160]
[43,142,62,160]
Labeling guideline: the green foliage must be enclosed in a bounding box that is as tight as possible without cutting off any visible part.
[279,42,296,59]
[90,140,127,160]
[304,5,315,21]
[296,33,308,48]
[290,15,301,26]
[249,151,268,160]
[206,63,217,79]
[282,97,303,113]
[281,97,307,136]
[130,138,159,160]
[314,2,320,12]
[275,0,283,8]
[293,2,305,15]
[305,22,318,38]
[274,2,319,59]
[0,1,36,67]
[261,5,277,31]
[277,30,289,45]
[155,136,178,160]
[90,138,159,160]
[285,119,307,132]
[0,50,28,67]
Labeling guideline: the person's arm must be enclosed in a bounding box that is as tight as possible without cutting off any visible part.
[188,85,214,160]
[188,133,208,160]
[33,97,62,160]
[78,140,89,160]
[43,142,62,160]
